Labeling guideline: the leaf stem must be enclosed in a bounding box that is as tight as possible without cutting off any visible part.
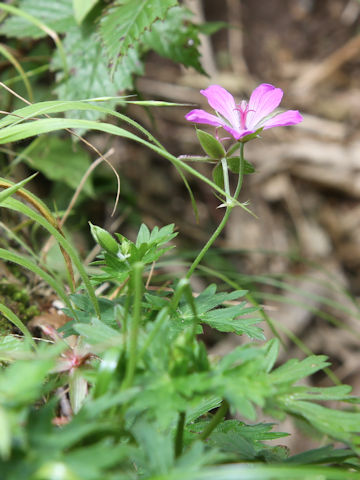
[198,400,229,441]
[186,207,232,279]
[221,157,231,202]
[174,411,186,458]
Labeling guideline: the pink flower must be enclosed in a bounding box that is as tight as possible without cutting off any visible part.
[185,84,303,141]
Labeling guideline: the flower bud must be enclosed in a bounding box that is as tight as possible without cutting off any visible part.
[89,223,119,254]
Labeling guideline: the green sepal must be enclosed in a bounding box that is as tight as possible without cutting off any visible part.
[240,127,264,143]
[212,162,224,189]
[196,129,225,160]
[89,222,119,255]
[228,157,256,175]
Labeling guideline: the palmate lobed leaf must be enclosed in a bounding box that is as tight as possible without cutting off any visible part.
[178,284,263,340]
[180,284,248,316]
[135,223,177,248]
[51,27,143,121]
[285,445,357,465]
[186,419,289,463]
[98,0,178,75]
[282,385,353,402]
[212,420,289,442]
[269,355,330,385]
[143,6,206,74]
[281,399,360,447]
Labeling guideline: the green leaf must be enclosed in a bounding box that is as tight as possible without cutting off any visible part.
[263,339,279,373]
[0,335,31,359]
[212,162,224,189]
[65,441,131,479]
[282,400,360,444]
[179,284,248,317]
[73,0,99,24]
[286,445,356,465]
[196,129,225,159]
[136,224,151,247]
[34,461,80,480]
[197,21,229,35]
[200,307,263,340]
[269,355,330,384]
[93,348,121,398]
[1,197,98,319]
[207,425,279,461]
[0,359,54,405]
[136,223,177,248]
[25,136,93,194]
[131,420,174,475]
[0,0,75,39]
[193,464,360,479]
[73,318,122,345]
[0,303,35,347]
[285,385,352,402]
[98,0,178,76]
[227,156,255,175]
[143,6,206,73]
[51,26,143,121]
[0,406,11,460]
[178,285,262,339]
[0,173,37,205]
[0,112,248,206]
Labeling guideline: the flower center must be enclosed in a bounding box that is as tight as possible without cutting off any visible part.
[234,100,254,129]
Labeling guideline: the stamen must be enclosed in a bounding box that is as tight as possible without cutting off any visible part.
[215,127,231,143]
[234,101,256,129]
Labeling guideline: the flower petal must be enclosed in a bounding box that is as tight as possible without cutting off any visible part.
[200,85,240,129]
[223,125,255,140]
[247,84,283,129]
[185,109,224,127]
[262,110,303,129]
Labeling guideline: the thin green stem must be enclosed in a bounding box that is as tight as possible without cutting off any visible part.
[174,411,186,458]
[234,142,245,198]
[186,142,246,279]
[121,262,144,390]
[186,207,232,279]
[198,400,229,441]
